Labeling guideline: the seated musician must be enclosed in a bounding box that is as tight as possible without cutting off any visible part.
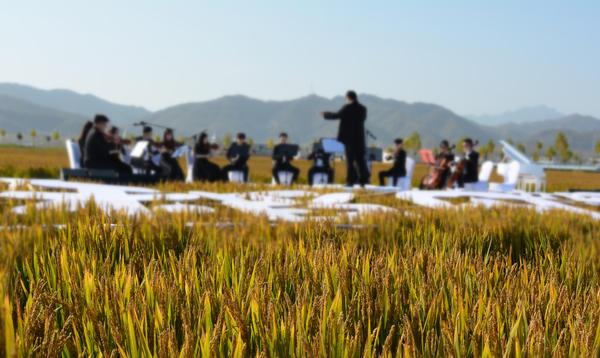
[159,128,185,181]
[84,114,116,171]
[271,132,300,184]
[458,138,479,187]
[77,121,93,167]
[378,138,406,186]
[222,132,251,182]
[193,132,222,182]
[132,126,162,175]
[107,126,133,175]
[307,144,334,185]
[419,140,454,190]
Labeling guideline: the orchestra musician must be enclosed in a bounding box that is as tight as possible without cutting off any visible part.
[193,132,222,182]
[77,121,93,167]
[457,138,479,188]
[159,128,185,181]
[307,144,334,185]
[419,140,454,190]
[222,132,251,182]
[321,90,370,187]
[271,132,300,184]
[83,114,116,171]
[132,126,162,176]
[107,126,133,175]
[378,138,406,186]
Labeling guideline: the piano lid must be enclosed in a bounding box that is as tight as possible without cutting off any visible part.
[499,140,545,178]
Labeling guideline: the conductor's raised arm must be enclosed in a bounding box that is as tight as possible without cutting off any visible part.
[321,107,346,120]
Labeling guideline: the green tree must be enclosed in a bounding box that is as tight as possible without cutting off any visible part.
[532,141,543,161]
[486,139,495,160]
[545,146,556,162]
[404,131,421,154]
[17,132,23,144]
[223,133,232,148]
[247,138,254,147]
[595,139,600,157]
[455,137,467,155]
[516,143,526,155]
[52,131,61,142]
[266,138,274,149]
[0,128,5,142]
[554,132,570,162]
[30,129,37,146]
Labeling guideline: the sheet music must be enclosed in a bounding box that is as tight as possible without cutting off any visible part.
[172,145,189,158]
[130,141,149,158]
[321,138,345,155]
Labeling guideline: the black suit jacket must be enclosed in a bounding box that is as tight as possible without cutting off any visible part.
[324,101,367,150]
[84,128,111,167]
[392,149,407,177]
[227,143,250,167]
[463,151,479,183]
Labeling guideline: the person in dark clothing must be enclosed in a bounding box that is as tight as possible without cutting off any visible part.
[132,126,162,176]
[77,121,94,167]
[321,90,370,187]
[222,133,251,182]
[159,128,185,181]
[307,145,334,185]
[458,138,480,187]
[271,132,300,184]
[84,115,115,170]
[107,126,133,175]
[193,132,222,182]
[378,138,407,186]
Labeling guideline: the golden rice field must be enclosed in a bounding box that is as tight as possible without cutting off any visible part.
[1,145,600,356]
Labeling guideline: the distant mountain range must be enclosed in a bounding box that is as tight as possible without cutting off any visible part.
[467,105,565,125]
[0,83,598,153]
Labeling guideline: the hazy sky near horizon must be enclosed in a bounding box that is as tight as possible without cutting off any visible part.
[1,0,598,116]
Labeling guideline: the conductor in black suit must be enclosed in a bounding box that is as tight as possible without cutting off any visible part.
[321,90,370,186]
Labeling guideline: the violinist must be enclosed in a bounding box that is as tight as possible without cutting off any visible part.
[378,138,406,186]
[107,126,133,175]
[132,126,162,176]
[272,132,300,184]
[159,128,185,181]
[193,132,222,182]
[457,138,479,188]
[222,132,251,182]
[77,121,93,167]
[83,114,115,171]
[419,140,454,190]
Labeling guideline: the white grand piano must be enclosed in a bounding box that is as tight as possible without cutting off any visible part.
[499,140,546,192]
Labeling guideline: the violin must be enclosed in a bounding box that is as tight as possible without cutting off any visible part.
[420,145,455,190]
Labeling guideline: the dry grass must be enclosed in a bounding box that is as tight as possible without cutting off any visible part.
[0,190,599,356]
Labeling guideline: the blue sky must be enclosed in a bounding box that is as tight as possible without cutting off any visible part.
[1,0,598,116]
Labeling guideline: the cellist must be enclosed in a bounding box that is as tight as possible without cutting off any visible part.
[419,140,454,190]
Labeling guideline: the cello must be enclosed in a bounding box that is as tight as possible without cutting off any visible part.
[446,140,479,189]
[419,143,455,190]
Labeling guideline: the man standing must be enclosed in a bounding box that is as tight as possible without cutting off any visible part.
[84,114,115,171]
[272,132,300,184]
[321,90,369,186]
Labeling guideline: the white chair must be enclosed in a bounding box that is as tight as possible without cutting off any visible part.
[386,157,415,191]
[228,171,246,183]
[65,139,81,169]
[464,160,494,191]
[272,171,293,186]
[311,172,329,185]
[185,148,195,183]
[489,161,520,192]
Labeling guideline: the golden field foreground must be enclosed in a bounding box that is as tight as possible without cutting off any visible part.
[0,179,598,356]
[1,145,600,192]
